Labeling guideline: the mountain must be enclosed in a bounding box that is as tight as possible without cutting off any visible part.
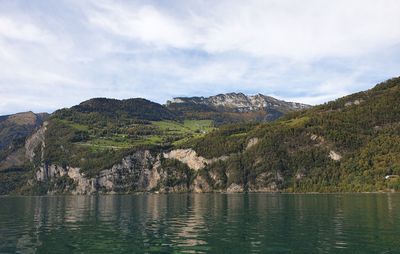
[186,77,400,192]
[1,79,400,195]
[166,92,310,124]
[168,92,309,113]
[27,94,307,178]
[69,98,177,121]
[0,111,47,149]
[0,112,48,169]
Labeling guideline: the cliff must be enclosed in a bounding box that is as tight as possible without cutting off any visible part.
[32,149,217,194]
[0,112,48,170]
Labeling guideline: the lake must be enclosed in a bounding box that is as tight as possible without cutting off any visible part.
[0,193,399,253]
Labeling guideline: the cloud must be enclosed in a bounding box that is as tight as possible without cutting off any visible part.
[86,0,400,59]
[0,0,399,115]
[0,16,52,43]
[87,2,194,49]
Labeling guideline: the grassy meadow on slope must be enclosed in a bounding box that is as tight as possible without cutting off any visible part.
[41,105,215,176]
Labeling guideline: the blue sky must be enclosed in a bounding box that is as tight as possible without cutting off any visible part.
[0,0,400,115]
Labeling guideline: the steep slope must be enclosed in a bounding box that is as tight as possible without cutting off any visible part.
[166,92,310,124]
[0,112,49,194]
[0,112,47,149]
[0,112,48,169]
[187,77,400,192]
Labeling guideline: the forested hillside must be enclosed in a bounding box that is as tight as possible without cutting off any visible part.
[1,78,399,194]
[190,77,400,192]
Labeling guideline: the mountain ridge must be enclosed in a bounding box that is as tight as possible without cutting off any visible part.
[68,97,178,121]
[166,92,310,123]
[167,92,310,112]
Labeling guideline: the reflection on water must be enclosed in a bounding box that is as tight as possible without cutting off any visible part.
[1,193,400,253]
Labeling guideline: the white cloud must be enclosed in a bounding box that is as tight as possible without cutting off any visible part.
[0,16,53,43]
[87,0,400,59]
[87,1,194,49]
[0,0,399,114]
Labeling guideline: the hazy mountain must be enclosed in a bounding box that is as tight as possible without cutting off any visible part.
[168,92,309,112]
[167,92,310,123]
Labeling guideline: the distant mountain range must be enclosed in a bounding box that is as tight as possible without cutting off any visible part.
[1,79,399,195]
[52,92,309,125]
[168,92,309,112]
[167,93,310,123]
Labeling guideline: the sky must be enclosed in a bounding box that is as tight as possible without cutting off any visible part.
[0,0,400,115]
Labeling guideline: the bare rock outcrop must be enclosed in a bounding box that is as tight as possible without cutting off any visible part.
[329,150,342,161]
[246,137,259,150]
[345,99,364,107]
[35,150,161,194]
[226,183,244,193]
[25,121,48,162]
[163,149,229,171]
[309,134,342,161]
[163,149,207,170]
[191,174,212,193]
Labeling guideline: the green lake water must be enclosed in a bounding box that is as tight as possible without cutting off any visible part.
[0,193,399,253]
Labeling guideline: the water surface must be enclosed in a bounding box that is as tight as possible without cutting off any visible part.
[1,193,399,253]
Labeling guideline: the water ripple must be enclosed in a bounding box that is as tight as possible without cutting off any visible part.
[0,194,400,253]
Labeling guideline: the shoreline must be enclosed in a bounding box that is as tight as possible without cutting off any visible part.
[1,190,399,197]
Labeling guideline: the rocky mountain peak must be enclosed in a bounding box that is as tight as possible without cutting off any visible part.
[167,92,310,113]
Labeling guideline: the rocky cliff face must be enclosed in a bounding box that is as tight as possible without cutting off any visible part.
[35,144,231,195]
[163,149,229,170]
[0,112,48,150]
[0,112,48,170]
[27,129,348,195]
[33,149,218,194]
[25,121,48,162]
[26,127,283,195]
[35,150,161,194]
